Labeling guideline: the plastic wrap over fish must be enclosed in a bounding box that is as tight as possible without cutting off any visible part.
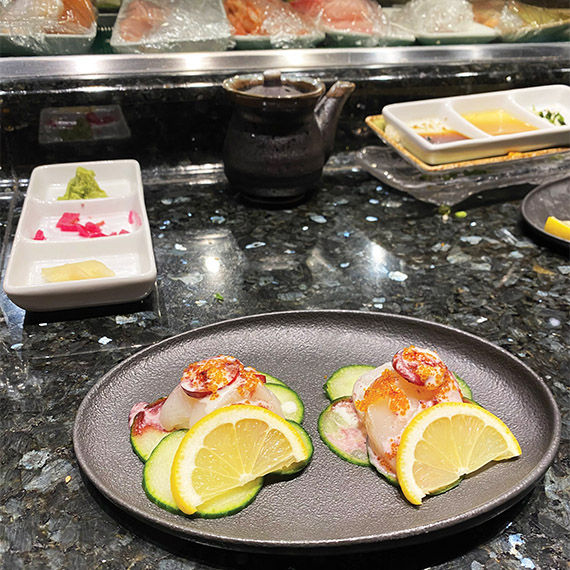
[0,0,96,55]
[389,0,475,34]
[110,0,232,53]
[289,0,388,47]
[223,0,324,49]
[471,0,570,42]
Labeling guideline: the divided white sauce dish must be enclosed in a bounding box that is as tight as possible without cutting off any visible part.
[3,159,157,312]
[382,85,570,165]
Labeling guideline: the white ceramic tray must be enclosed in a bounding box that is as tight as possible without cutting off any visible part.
[414,22,498,45]
[0,23,96,56]
[382,85,570,165]
[3,160,157,312]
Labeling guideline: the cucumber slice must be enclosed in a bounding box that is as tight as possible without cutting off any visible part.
[197,478,263,518]
[276,421,313,475]
[143,429,263,517]
[318,397,369,466]
[453,373,473,400]
[131,422,170,462]
[265,383,304,423]
[324,365,375,401]
[143,430,187,512]
[260,372,287,386]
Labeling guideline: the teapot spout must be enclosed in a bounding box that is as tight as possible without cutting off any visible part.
[315,81,355,160]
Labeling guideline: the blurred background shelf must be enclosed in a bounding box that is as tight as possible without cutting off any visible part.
[0,42,569,82]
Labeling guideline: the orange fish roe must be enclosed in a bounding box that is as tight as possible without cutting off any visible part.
[236,368,264,399]
[402,345,446,386]
[181,355,240,395]
[433,372,460,403]
[355,369,410,416]
[386,439,399,462]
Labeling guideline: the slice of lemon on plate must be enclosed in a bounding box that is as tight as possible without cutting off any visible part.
[396,402,521,505]
[544,216,570,241]
[171,404,310,514]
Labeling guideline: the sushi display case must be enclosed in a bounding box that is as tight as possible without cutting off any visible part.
[0,2,569,206]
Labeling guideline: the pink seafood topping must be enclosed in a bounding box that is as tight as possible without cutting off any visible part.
[129,397,168,434]
[326,399,367,455]
[392,345,452,389]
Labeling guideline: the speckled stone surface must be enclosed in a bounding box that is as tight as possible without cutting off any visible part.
[0,156,567,569]
[0,60,569,568]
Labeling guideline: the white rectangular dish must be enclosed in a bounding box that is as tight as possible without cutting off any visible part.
[415,22,498,45]
[3,160,157,312]
[382,85,570,165]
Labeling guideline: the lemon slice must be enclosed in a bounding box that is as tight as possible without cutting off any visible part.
[396,402,521,505]
[171,404,309,514]
[544,216,570,241]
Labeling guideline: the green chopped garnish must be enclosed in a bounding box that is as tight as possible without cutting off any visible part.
[533,106,566,126]
[213,292,224,302]
[58,167,108,200]
[454,211,467,219]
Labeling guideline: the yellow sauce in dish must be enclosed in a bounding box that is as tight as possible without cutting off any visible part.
[461,109,538,136]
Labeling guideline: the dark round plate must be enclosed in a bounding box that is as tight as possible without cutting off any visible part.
[73,311,560,553]
[521,176,570,250]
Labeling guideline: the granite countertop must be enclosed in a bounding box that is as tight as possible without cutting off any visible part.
[0,153,568,569]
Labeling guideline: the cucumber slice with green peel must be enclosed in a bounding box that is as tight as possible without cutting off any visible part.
[130,397,170,462]
[265,383,304,423]
[453,373,473,400]
[196,478,264,518]
[318,397,370,466]
[276,421,313,475]
[324,365,375,401]
[143,430,187,512]
[131,422,170,462]
[143,429,264,517]
[260,372,287,386]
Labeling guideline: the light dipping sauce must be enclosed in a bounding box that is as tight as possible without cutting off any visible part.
[416,129,470,144]
[410,119,470,144]
[461,109,538,136]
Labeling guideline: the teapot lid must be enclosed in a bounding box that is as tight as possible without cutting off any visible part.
[223,70,325,108]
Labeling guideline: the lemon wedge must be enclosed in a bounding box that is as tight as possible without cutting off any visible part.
[544,216,570,241]
[171,405,310,514]
[396,402,521,505]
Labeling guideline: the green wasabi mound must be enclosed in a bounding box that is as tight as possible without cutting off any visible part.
[58,167,108,200]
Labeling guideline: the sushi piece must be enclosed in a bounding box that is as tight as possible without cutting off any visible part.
[290,0,387,38]
[111,0,232,53]
[352,346,463,479]
[223,0,322,48]
[0,0,95,33]
[130,355,284,434]
[117,0,167,42]
[0,0,97,54]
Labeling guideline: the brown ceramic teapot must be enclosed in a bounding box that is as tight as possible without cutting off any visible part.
[222,70,355,205]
